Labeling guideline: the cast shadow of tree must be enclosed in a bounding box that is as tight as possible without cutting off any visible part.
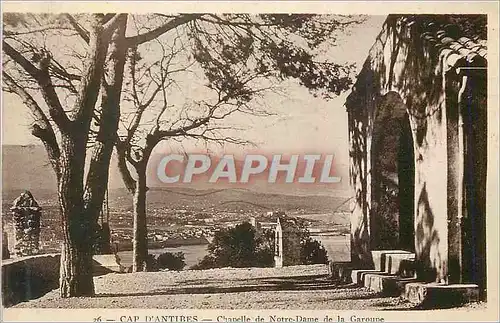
[414,184,441,282]
[94,274,377,299]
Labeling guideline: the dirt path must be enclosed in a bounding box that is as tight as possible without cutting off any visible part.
[10,265,477,310]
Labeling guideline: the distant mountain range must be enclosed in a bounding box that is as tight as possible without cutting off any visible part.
[108,186,352,214]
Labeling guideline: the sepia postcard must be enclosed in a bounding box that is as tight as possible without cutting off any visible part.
[1,1,499,322]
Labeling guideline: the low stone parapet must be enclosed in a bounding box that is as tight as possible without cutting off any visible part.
[2,253,125,307]
[93,254,126,275]
[328,261,353,284]
[1,253,60,307]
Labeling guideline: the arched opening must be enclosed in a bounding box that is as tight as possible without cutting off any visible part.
[370,92,415,251]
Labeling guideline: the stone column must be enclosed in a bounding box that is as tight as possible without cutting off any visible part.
[445,70,462,284]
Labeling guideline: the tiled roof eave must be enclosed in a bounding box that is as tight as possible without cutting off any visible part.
[441,50,487,73]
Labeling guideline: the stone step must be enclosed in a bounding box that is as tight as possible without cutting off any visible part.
[351,269,382,285]
[403,283,480,308]
[371,250,412,272]
[385,253,416,276]
[364,273,418,296]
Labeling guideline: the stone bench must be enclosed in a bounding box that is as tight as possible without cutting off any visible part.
[385,253,416,276]
[404,282,480,308]
[364,272,418,296]
[351,269,381,285]
[371,250,412,272]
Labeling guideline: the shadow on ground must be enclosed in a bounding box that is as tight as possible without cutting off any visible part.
[95,273,405,307]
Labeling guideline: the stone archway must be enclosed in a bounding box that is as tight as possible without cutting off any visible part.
[370,92,415,251]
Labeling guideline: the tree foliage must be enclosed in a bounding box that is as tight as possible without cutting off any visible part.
[157,251,186,271]
[301,238,328,265]
[193,222,273,269]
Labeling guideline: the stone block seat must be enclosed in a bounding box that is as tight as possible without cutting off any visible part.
[404,282,480,308]
[364,273,418,296]
[362,250,418,296]
[371,250,412,272]
[333,250,418,291]
[351,269,381,285]
[385,253,416,276]
[331,249,480,308]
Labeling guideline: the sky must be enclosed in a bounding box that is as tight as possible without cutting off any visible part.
[1,15,387,194]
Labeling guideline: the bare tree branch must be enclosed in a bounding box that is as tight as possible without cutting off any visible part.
[115,141,137,193]
[2,40,41,78]
[3,40,71,131]
[71,14,114,124]
[103,13,127,36]
[65,14,90,44]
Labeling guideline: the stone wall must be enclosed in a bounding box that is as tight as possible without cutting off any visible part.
[1,254,60,307]
[1,253,125,307]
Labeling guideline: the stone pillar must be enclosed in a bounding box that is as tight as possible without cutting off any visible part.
[11,191,41,257]
[445,70,462,284]
[457,67,487,296]
[445,66,487,293]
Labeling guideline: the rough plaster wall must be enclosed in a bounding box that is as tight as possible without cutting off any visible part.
[413,103,449,283]
[348,109,371,266]
[347,16,451,281]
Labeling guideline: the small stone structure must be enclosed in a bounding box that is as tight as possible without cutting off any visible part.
[251,213,302,268]
[274,218,284,268]
[10,191,42,257]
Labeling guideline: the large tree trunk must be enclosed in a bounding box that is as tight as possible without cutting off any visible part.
[58,135,95,297]
[84,15,128,254]
[132,169,148,272]
[58,15,119,298]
